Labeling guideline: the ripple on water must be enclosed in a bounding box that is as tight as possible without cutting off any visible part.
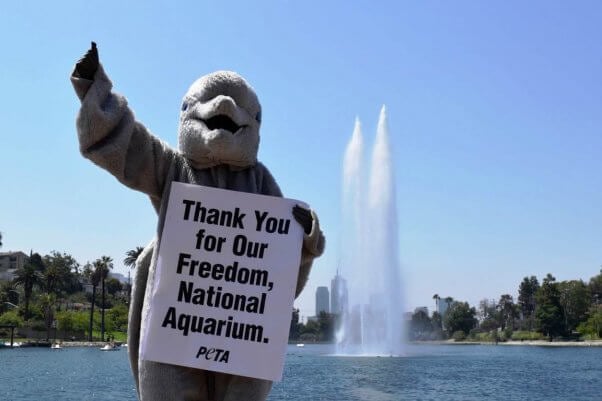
[2,344,602,401]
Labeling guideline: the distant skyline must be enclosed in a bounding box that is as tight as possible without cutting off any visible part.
[1,2,601,320]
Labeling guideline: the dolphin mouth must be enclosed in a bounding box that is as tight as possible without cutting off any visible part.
[202,115,242,133]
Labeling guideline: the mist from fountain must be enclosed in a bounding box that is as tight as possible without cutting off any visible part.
[336,106,405,356]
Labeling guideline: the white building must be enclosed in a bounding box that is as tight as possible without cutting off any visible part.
[0,251,27,281]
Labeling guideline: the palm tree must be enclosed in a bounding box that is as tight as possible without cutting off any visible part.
[88,265,102,341]
[13,263,42,320]
[39,293,56,341]
[124,247,143,303]
[432,294,440,314]
[124,247,144,269]
[98,256,113,342]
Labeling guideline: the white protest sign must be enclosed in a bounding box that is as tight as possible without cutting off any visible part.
[140,182,305,382]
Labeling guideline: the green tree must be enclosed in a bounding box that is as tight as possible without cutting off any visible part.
[56,310,92,338]
[444,301,477,335]
[576,305,602,339]
[106,304,129,334]
[81,262,94,284]
[28,253,46,271]
[518,276,539,330]
[124,247,144,269]
[558,280,590,333]
[480,317,499,332]
[38,293,56,341]
[105,278,123,296]
[535,274,565,338]
[497,294,518,331]
[589,269,602,305]
[0,310,23,327]
[13,262,42,320]
[97,256,114,342]
[430,312,444,339]
[299,319,320,342]
[43,251,81,295]
[84,263,102,341]
[55,310,76,333]
[42,263,63,296]
[452,330,466,341]
[410,309,432,340]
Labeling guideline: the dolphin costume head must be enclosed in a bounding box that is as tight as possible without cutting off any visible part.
[178,71,261,169]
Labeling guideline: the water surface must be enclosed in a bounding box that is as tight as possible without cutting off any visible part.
[1,344,600,400]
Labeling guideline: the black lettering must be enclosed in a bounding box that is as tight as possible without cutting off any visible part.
[232,208,245,229]
[244,324,263,342]
[182,199,195,220]
[176,253,191,274]
[212,263,224,280]
[203,318,217,335]
[254,210,268,231]
[161,307,177,328]
[178,314,191,336]
[178,281,193,303]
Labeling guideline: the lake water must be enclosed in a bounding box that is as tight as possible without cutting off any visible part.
[1,344,601,400]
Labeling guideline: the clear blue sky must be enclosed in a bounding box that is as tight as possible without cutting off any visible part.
[1,1,601,320]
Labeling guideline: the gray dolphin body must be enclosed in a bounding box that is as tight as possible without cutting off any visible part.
[71,47,325,401]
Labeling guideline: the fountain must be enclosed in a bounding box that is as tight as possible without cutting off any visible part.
[336,106,405,356]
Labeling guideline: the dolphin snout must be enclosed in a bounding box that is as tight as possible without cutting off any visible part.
[209,95,237,116]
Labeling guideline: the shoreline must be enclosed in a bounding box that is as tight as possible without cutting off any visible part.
[56,341,126,347]
[414,339,602,347]
[289,339,602,347]
[6,339,601,348]
[1,340,126,348]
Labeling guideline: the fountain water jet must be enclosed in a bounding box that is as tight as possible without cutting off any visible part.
[336,106,405,356]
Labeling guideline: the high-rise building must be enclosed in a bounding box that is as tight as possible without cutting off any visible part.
[438,297,453,317]
[330,270,348,315]
[315,286,330,316]
[0,251,27,281]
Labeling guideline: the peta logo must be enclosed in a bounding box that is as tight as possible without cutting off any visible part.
[196,346,230,363]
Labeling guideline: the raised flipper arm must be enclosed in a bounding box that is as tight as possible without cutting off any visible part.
[71,43,177,203]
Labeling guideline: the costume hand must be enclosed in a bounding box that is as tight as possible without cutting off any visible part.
[74,42,99,80]
[293,205,312,235]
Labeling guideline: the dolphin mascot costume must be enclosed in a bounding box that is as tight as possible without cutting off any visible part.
[71,43,325,401]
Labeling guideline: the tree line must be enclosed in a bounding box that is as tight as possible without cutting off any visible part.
[2,234,600,344]
[286,270,602,344]
[0,246,144,342]
[411,270,602,342]
[288,309,337,343]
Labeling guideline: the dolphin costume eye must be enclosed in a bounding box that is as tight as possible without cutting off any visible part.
[181,101,188,111]
[255,111,261,124]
